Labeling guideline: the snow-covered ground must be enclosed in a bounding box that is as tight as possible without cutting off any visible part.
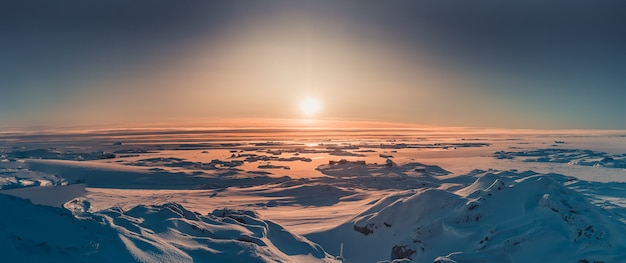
[1,128,626,262]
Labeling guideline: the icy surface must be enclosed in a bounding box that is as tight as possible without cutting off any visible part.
[2,128,626,262]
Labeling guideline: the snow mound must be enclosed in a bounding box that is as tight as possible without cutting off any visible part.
[257,183,358,206]
[317,162,450,179]
[307,172,626,263]
[0,194,337,263]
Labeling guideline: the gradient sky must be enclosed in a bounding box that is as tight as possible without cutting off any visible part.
[2,0,626,129]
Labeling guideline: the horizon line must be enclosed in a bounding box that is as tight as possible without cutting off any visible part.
[1,118,625,137]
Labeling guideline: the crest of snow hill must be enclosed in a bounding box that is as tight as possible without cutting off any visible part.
[3,169,626,263]
[0,194,336,263]
[306,171,626,263]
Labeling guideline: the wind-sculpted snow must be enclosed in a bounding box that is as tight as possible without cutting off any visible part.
[4,131,626,262]
[252,183,359,207]
[317,162,450,179]
[494,148,626,168]
[565,179,626,224]
[0,194,337,263]
[307,171,626,263]
[314,162,450,190]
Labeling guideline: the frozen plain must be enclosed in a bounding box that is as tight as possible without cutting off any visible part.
[1,127,626,262]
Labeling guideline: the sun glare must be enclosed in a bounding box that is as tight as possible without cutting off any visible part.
[300,97,323,117]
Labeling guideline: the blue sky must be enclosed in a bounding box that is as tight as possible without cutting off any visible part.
[1,0,625,129]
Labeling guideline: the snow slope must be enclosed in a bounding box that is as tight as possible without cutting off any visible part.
[307,171,626,263]
[3,130,626,262]
[0,193,337,263]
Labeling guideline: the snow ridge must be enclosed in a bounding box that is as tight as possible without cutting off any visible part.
[307,171,626,263]
[0,194,337,263]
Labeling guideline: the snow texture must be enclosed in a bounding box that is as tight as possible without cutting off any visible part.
[0,193,337,263]
[307,170,626,263]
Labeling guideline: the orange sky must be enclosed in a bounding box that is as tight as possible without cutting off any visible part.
[2,1,626,130]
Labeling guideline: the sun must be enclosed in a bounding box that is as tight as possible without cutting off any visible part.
[300,97,323,117]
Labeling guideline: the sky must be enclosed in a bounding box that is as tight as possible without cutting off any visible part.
[1,0,626,130]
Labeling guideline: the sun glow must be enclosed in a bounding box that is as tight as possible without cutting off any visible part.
[300,97,323,117]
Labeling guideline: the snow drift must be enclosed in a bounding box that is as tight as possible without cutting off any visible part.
[0,194,337,263]
[307,171,626,263]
